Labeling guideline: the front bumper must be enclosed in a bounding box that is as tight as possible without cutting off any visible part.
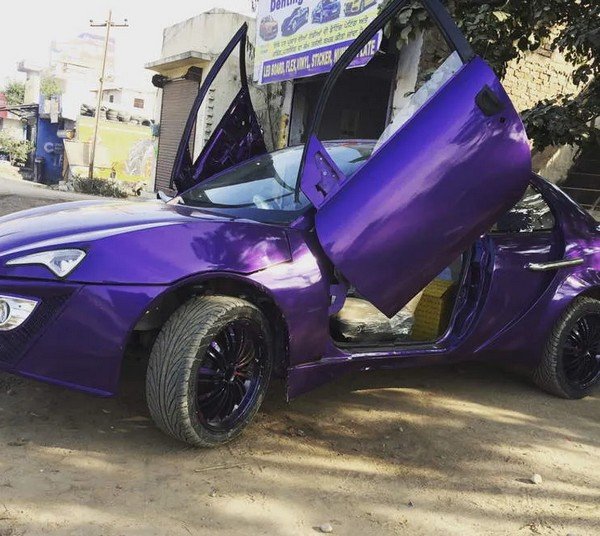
[0,278,166,396]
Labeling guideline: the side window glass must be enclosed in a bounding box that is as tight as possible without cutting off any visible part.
[374,2,462,151]
[492,186,555,233]
[309,0,465,171]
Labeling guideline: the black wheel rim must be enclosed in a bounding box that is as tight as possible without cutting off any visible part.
[195,319,266,432]
[562,313,600,390]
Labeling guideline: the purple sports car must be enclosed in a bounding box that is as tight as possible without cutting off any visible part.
[0,0,598,448]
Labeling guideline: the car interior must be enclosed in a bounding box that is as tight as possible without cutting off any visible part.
[330,255,465,346]
[322,4,467,347]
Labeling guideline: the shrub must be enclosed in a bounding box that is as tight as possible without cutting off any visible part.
[40,77,63,98]
[0,132,34,167]
[71,176,130,198]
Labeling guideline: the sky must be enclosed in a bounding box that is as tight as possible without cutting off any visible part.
[0,0,255,89]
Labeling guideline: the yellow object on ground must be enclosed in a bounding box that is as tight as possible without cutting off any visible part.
[412,279,456,342]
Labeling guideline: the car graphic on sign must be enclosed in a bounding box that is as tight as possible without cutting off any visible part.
[345,0,377,16]
[312,0,341,23]
[259,15,278,41]
[282,6,310,36]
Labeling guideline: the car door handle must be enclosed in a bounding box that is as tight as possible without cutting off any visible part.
[527,258,585,272]
[476,85,505,116]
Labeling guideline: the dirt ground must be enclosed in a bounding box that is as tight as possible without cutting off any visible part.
[0,175,598,536]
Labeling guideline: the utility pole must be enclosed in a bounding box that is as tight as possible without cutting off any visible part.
[88,10,128,179]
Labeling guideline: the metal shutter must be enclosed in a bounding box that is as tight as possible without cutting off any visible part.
[155,79,199,193]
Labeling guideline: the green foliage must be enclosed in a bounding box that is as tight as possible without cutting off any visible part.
[523,80,600,151]
[71,176,130,198]
[379,0,600,151]
[2,80,25,106]
[0,132,33,166]
[40,77,63,98]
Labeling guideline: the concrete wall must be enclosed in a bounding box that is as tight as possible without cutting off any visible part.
[0,116,25,140]
[162,9,252,60]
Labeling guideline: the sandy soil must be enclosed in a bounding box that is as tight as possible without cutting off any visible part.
[0,177,598,536]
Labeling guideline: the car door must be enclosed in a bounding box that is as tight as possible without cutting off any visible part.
[469,183,562,352]
[298,0,532,317]
[171,24,267,194]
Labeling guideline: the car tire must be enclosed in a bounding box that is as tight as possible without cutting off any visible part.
[146,295,273,447]
[534,296,600,399]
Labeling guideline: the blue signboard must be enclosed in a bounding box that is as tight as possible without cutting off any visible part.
[254,0,384,84]
[35,118,64,184]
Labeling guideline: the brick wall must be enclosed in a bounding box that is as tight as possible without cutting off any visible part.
[502,44,580,112]
[501,43,585,181]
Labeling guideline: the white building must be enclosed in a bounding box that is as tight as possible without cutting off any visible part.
[146,8,275,193]
[91,84,157,121]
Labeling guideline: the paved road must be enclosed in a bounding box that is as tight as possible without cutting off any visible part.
[0,174,99,217]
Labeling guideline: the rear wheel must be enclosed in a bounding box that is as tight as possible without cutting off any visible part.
[146,295,273,447]
[534,297,600,399]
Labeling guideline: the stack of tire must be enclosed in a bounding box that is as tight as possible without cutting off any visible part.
[79,103,155,128]
[106,109,119,121]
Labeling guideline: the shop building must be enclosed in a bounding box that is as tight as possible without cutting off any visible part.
[147,0,585,193]
[146,8,279,193]
[146,1,406,193]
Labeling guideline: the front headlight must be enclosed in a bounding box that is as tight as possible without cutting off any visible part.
[0,295,38,331]
[6,249,87,277]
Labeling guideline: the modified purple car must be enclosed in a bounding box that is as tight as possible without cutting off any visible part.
[0,0,598,447]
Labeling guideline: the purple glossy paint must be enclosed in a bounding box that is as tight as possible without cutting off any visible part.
[0,0,596,436]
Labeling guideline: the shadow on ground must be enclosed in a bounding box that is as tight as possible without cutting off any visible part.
[0,179,597,535]
[0,359,597,536]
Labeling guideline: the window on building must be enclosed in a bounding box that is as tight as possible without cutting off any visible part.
[133,98,145,109]
[108,95,115,103]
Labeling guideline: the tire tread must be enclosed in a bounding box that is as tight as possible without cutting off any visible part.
[146,295,271,447]
[533,296,600,399]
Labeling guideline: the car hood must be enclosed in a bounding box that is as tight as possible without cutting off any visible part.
[0,199,292,284]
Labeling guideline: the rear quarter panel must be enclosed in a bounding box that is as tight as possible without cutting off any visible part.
[469,176,600,368]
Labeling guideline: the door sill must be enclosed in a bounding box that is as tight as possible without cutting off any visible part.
[333,338,445,356]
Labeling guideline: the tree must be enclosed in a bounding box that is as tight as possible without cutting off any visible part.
[2,80,25,106]
[380,0,599,152]
[40,76,63,98]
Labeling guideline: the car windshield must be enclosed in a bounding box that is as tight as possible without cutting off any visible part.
[178,140,375,222]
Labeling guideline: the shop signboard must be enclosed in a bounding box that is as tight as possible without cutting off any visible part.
[254,0,385,84]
